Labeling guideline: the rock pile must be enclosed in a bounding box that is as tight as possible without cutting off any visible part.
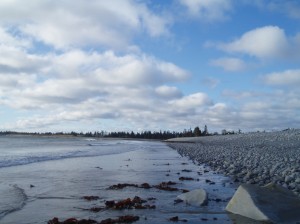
[167,129,300,197]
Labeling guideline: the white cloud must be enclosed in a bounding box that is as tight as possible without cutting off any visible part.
[0,45,48,73]
[210,57,247,71]
[92,53,189,87]
[0,1,299,133]
[178,0,232,21]
[219,26,290,59]
[263,69,300,86]
[0,49,190,110]
[202,92,300,131]
[0,0,170,49]
[218,87,300,130]
[3,90,215,132]
[155,86,182,99]
[169,92,212,112]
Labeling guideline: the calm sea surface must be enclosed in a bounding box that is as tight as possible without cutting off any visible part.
[0,136,253,224]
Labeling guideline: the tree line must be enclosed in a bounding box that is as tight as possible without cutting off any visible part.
[0,125,240,140]
[0,129,201,140]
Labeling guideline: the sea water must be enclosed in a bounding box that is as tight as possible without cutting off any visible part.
[0,135,256,224]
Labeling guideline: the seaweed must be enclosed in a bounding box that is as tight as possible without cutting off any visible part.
[179,177,194,181]
[107,183,139,190]
[48,216,140,224]
[82,196,100,201]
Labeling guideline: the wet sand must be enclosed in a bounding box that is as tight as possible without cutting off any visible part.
[0,140,256,224]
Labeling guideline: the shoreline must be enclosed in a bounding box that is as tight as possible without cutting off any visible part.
[166,129,300,197]
[1,139,241,224]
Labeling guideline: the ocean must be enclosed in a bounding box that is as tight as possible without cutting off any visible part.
[0,135,243,224]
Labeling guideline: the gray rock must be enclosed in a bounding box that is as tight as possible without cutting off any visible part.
[177,189,208,206]
[226,183,300,223]
[285,175,294,183]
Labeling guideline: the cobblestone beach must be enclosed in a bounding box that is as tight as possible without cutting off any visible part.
[167,129,300,197]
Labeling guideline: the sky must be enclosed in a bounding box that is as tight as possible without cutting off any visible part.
[0,0,299,133]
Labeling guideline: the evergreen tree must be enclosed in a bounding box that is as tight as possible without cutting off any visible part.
[203,125,208,135]
[193,126,201,136]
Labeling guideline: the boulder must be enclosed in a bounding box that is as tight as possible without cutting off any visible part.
[177,189,207,206]
[225,183,300,223]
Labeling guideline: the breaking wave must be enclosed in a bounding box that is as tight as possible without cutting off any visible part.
[0,137,144,168]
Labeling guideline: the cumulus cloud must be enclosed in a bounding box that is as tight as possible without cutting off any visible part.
[169,93,213,115]
[219,26,290,59]
[0,1,202,132]
[210,57,247,71]
[0,0,170,49]
[263,69,300,86]
[0,1,298,133]
[178,0,232,21]
[92,53,189,87]
[0,49,190,110]
[210,25,300,62]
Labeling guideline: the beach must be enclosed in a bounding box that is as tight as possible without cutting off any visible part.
[0,136,244,224]
[1,130,299,223]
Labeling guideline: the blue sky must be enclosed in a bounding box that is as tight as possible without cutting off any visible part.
[0,0,299,133]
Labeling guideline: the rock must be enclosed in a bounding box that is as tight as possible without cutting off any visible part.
[177,189,208,206]
[289,183,296,189]
[225,183,300,223]
[285,175,293,183]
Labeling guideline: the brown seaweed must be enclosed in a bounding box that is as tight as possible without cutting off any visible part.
[48,217,97,224]
[107,183,138,190]
[154,182,179,191]
[48,216,140,224]
[179,177,194,181]
[82,196,100,201]
[99,215,139,224]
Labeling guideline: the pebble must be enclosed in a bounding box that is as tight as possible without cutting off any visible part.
[167,129,300,197]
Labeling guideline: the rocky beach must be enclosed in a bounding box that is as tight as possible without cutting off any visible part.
[166,129,300,197]
[1,132,300,223]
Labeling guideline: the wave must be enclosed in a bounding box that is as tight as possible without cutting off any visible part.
[0,139,143,168]
[0,184,27,220]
